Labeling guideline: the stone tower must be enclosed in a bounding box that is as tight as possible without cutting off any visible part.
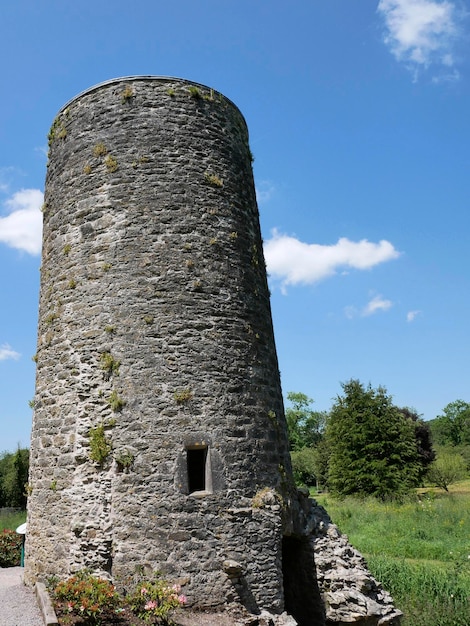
[26,77,402,626]
[25,76,318,622]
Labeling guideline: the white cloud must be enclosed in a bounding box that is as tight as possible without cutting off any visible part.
[0,344,21,362]
[264,230,400,292]
[407,309,422,321]
[378,0,461,77]
[0,189,43,254]
[362,295,393,316]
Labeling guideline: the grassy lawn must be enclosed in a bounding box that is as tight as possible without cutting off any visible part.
[314,480,470,626]
[0,509,26,531]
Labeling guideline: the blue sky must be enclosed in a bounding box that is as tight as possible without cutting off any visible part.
[1,0,469,452]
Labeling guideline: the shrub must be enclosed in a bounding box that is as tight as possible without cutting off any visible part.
[0,529,22,567]
[53,571,121,624]
[126,576,187,623]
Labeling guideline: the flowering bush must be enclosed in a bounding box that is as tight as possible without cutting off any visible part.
[53,571,121,624]
[127,576,187,623]
[0,529,22,567]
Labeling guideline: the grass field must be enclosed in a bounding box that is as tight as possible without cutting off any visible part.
[0,509,26,532]
[315,480,470,626]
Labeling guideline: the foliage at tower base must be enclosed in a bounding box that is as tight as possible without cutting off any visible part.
[326,380,422,500]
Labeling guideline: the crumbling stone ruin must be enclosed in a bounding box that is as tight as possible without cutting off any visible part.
[25,76,401,626]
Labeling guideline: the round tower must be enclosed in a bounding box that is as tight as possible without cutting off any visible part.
[25,77,308,616]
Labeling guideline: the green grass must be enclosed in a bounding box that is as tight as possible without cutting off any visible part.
[314,481,470,626]
[0,510,26,531]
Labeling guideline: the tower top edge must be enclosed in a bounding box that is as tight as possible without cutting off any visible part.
[56,75,247,125]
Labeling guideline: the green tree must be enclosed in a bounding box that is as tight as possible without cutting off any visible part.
[285,392,327,451]
[291,447,317,487]
[0,447,29,508]
[426,450,467,491]
[326,380,420,499]
[428,400,470,447]
[398,407,435,482]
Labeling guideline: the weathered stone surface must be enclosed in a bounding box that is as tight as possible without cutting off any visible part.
[305,499,402,626]
[25,76,401,626]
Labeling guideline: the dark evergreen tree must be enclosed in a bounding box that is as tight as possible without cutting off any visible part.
[326,380,420,499]
[398,407,435,482]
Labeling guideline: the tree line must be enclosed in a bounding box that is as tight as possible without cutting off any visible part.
[0,447,29,508]
[1,386,469,507]
[288,380,470,498]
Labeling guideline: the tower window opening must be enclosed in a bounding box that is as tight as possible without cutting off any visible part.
[187,447,208,494]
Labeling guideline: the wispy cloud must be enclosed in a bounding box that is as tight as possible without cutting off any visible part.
[363,295,393,316]
[256,180,276,204]
[0,188,43,255]
[264,230,400,292]
[0,344,21,362]
[378,0,461,79]
[407,309,422,321]
[345,295,394,318]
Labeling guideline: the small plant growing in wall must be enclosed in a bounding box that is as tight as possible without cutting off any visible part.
[121,85,134,103]
[93,143,108,157]
[204,172,223,187]
[166,87,176,96]
[67,277,77,289]
[188,85,202,99]
[48,116,67,148]
[203,88,215,102]
[88,423,112,466]
[143,315,154,325]
[108,390,125,412]
[173,388,193,405]
[105,155,118,172]
[63,243,71,255]
[83,163,92,174]
[99,352,120,380]
[252,487,282,509]
[115,449,135,471]
[45,311,58,325]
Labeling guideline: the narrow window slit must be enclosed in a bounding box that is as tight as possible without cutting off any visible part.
[187,447,207,493]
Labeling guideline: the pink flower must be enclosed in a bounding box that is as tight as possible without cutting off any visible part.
[178,594,187,605]
[145,600,158,610]
[67,602,74,612]
[140,587,148,595]
[172,583,181,593]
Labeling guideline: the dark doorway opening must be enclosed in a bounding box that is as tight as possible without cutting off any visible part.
[282,535,325,626]
[187,447,207,493]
